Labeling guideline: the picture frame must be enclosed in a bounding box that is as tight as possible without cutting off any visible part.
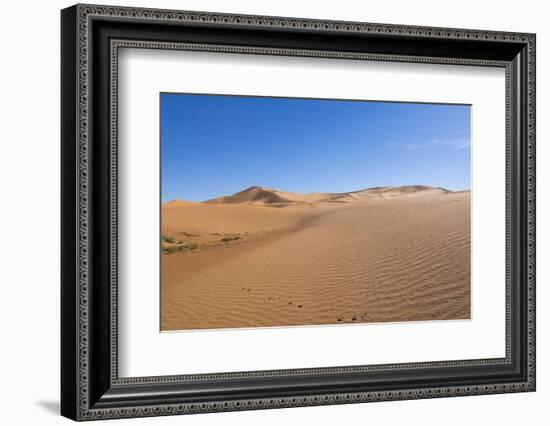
[61,3,536,421]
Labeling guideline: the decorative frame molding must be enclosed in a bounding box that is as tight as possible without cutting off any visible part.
[61,4,535,421]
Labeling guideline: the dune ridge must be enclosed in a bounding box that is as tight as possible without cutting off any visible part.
[161,185,470,331]
[204,186,293,205]
[163,199,197,208]
[177,184,454,207]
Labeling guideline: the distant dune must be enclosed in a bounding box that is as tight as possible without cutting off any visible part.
[163,199,197,208]
[193,184,453,206]
[161,185,470,331]
[204,186,292,205]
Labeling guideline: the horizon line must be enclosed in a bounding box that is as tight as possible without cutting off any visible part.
[162,183,472,204]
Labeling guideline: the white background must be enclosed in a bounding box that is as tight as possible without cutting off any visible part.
[0,0,547,425]
[119,49,506,377]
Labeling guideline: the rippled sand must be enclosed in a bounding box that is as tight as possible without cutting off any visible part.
[161,186,470,331]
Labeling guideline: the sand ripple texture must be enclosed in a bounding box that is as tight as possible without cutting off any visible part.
[161,186,470,331]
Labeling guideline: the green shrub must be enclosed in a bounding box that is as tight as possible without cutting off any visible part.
[161,241,202,254]
[221,234,240,243]
[161,235,177,244]
[162,245,183,254]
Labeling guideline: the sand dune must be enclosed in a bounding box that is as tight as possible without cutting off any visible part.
[202,184,450,206]
[203,185,340,206]
[161,185,470,331]
[163,199,197,208]
[204,186,291,205]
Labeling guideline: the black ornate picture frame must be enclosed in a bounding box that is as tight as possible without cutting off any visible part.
[61,4,536,421]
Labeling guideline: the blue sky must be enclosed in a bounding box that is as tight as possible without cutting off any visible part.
[161,93,470,202]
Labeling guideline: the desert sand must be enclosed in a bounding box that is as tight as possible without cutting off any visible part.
[161,185,470,331]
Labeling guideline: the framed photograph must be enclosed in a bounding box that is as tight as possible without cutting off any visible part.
[61,4,536,421]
